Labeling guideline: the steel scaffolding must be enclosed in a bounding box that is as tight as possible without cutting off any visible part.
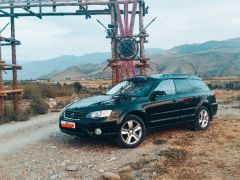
[0,0,149,116]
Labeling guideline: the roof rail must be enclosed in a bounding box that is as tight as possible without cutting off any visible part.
[150,73,200,79]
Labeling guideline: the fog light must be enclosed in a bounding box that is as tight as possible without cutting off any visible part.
[94,128,102,136]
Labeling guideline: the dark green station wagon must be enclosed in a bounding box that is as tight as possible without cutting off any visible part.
[60,74,218,148]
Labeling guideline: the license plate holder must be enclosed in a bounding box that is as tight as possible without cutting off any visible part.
[61,121,76,129]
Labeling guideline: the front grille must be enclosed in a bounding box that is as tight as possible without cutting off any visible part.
[64,110,83,120]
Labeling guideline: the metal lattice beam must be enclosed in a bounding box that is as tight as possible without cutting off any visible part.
[0,0,143,9]
[0,1,145,18]
[0,0,149,116]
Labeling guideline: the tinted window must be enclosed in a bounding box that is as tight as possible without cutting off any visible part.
[154,80,176,95]
[174,79,192,94]
[106,79,155,97]
[188,79,210,92]
[107,81,128,95]
[132,83,154,97]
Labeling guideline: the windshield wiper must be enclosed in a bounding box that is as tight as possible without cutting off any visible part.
[112,87,131,98]
[117,93,132,97]
[115,86,127,96]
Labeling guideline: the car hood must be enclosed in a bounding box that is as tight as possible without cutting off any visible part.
[67,95,116,109]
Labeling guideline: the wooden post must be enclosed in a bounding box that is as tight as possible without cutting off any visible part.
[110,2,120,85]
[0,34,4,116]
[10,6,19,116]
[139,1,145,76]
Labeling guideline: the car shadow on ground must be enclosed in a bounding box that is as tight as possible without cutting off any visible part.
[49,125,194,149]
[149,124,193,135]
[50,131,118,149]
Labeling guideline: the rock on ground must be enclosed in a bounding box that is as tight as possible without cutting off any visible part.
[66,165,78,171]
[103,172,121,180]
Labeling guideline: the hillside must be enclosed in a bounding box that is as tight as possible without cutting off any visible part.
[16,52,110,80]
[15,37,240,80]
[42,63,112,80]
[149,50,240,76]
[169,38,240,54]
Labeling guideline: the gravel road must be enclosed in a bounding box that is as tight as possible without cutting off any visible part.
[0,113,59,156]
[0,103,239,180]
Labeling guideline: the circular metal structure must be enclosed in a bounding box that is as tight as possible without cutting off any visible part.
[116,37,139,61]
[121,119,142,145]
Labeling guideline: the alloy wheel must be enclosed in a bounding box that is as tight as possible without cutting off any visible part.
[121,120,143,145]
[199,109,209,129]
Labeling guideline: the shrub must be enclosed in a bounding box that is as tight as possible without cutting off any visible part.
[73,82,83,93]
[55,99,72,109]
[23,83,40,99]
[236,96,240,101]
[22,82,74,99]
[30,93,49,115]
[0,94,48,124]
[0,105,31,124]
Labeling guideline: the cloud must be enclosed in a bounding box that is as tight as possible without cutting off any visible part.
[1,0,240,61]
[146,0,240,48]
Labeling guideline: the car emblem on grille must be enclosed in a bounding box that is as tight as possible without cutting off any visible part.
[71,113,75,117]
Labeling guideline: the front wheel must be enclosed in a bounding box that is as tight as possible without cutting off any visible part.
[193,106,210,131]
[116,115,146,148]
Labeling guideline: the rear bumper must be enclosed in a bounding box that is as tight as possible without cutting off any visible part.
[211,103,218,116]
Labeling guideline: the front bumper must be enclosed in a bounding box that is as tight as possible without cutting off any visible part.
[59,116,119,137]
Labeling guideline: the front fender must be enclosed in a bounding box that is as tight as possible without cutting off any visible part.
[117,106,148,125]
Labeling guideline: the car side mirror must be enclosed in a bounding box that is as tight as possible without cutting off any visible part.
[150,91,166,101]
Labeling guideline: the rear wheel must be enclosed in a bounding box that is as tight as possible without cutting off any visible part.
[116,115,146,148]
[193,106,210,131]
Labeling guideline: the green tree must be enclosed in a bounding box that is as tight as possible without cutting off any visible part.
[73,82,83,93]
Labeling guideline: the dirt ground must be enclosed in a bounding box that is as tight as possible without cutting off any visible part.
[0,101,239,180]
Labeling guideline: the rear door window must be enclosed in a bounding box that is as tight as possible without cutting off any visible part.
[174,79,192,94]
[154,80,176,95]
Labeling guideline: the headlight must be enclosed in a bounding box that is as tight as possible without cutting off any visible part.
[86,110,112,119]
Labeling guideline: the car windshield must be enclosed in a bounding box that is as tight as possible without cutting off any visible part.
[106,78,156,97]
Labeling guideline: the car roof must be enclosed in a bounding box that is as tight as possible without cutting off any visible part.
[127,74,201,82]
[150,73,201,80]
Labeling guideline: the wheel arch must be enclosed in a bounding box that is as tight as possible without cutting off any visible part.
[196,101,213,120]
[123,110,148,127]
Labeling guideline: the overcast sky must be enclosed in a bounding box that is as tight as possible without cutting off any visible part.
[1,0,240,61]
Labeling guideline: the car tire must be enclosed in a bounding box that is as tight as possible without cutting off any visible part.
[193,106,210,131]
[116,114,146,148]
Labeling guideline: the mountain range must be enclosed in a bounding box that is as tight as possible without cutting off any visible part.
[8,37,240,80]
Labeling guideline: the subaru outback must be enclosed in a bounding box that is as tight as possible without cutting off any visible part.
[59,74,218,148]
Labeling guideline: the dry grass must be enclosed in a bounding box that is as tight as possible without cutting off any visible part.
[118,172,135,180]
[1,80,108,124]
[0,104,31,124]
[21,83,74,99]
[127,158,155,170]
[121,148,187,179]
[214,89,240,103]
[157,148,187,163]
[57,79,111,89]
[205,76,239,83]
